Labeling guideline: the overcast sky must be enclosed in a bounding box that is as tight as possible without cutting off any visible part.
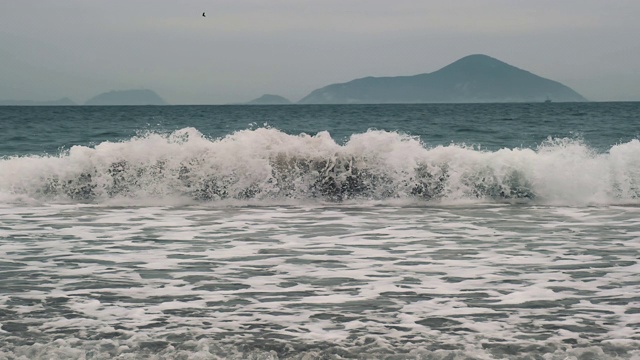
[1,0,639,104]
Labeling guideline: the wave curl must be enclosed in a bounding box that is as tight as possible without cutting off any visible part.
[1,128,639,205]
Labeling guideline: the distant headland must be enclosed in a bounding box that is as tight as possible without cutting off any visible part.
[84,89,168,106]
[299,54,587,104]
[244,94,292,105]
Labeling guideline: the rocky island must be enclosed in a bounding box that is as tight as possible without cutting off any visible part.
[299,54,586,104]
[245,94,292,105]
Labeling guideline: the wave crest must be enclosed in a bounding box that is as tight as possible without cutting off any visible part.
[1,128,639,205]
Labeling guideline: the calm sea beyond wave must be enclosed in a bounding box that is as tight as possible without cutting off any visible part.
[0,103,639,359]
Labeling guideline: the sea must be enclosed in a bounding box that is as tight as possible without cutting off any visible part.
[0,103,639,360]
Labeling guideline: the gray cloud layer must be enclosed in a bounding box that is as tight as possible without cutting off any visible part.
[1,0,639,104]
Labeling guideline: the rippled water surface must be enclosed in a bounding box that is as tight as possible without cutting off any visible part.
[1,102,639,156]
[1,203,639,359]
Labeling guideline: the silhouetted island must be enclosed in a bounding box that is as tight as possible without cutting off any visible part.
[299,54,587,104]
[85,89,167,106]
[245,94,292,105]
[0,97,76,106]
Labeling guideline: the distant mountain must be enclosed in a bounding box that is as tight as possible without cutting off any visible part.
[85,89,167,105]
[0,97,76,106]
[299,54,587,104]
[245,94,292,105]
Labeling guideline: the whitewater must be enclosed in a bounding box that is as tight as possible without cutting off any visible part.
[0,103,639,359]
[2,127,640,205]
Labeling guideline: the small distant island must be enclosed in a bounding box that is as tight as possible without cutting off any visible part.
[245,94,292,105]
[0,55,590,106]
[299,54,587,104]
[84,89,167,106]
[0,97,76,106]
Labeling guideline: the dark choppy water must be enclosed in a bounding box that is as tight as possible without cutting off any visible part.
[0,103,639,359]
[1,103,639,156]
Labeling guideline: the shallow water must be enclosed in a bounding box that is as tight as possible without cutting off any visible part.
[1,203,639,359]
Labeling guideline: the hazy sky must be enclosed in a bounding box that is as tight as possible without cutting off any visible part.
[1,0,639,104]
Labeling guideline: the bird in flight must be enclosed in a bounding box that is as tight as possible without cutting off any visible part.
[202,12,206,17]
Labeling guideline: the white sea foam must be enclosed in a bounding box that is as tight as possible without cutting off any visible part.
[1,204,639,358]
[1,127,640,358]
[0,128,639,205]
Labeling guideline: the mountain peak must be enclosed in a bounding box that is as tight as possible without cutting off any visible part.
[454,54,501,63]
[436,54,517,74]
[245,94,292,105]
[299,54,586,104]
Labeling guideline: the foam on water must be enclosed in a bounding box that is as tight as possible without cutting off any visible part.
[1,127,639,206]
[0,204,639,359]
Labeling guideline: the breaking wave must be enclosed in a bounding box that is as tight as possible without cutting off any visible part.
[1,127,639,205]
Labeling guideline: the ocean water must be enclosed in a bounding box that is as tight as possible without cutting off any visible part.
[0,103,639,359]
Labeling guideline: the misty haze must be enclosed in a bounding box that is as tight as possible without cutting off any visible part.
[1,1,640,104]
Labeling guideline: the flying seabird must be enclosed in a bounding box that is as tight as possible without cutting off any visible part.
[202,12,206,17]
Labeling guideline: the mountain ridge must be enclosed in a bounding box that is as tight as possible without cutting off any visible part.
[245,94,292,105]
[299,54,586,104]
